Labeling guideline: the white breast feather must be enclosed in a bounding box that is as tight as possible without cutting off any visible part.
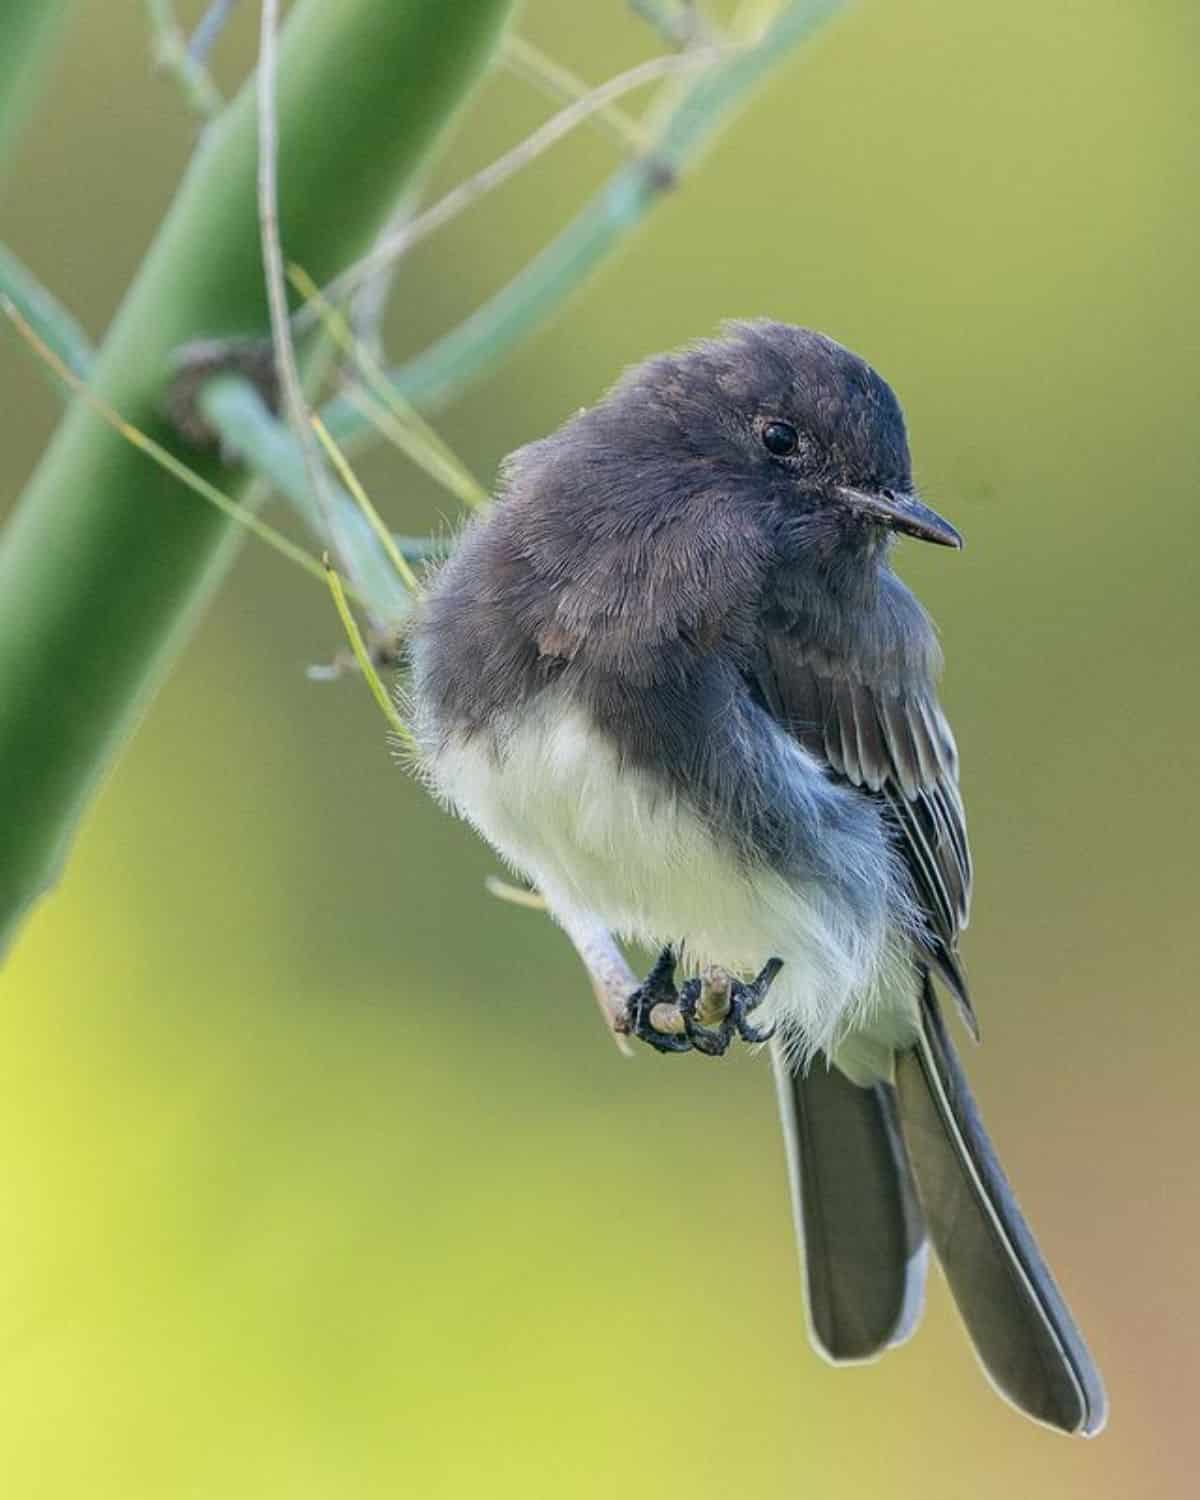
[424,695,912,1059]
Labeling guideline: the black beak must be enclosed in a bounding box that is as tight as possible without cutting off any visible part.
[836,487,963,549]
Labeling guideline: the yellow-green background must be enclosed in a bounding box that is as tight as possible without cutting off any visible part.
[1,2,1196,1495]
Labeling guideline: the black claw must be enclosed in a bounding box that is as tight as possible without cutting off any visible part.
[730,958,783,1043]
[624,951,784,1057]
[678,978,733,1057]
[734,1013,776,1044]
[641,945,679,1002]
[749,957,785,1005]
[631,1020,692,1054]
[625,947,692,1053]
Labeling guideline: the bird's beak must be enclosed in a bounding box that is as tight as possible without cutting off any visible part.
[836,487,963,549]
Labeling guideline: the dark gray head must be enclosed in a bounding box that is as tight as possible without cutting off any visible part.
[508,322,961,569]
[420,322,959,743]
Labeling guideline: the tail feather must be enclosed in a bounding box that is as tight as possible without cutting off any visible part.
[893,977,1108,1435]
[772,1043,928,1361]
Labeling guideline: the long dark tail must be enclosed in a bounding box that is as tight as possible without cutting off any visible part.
[894,976,1107,1434]
[773,977,1107,1435]
[772,1046,928,1361]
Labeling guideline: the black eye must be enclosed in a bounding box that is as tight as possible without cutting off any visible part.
[761,421,799,456]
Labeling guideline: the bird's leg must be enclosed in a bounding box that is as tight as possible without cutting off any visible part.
[545,902,637,1055]
[623,950,783,1056]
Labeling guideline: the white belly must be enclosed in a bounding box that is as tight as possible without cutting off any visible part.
[424,694,913,1060]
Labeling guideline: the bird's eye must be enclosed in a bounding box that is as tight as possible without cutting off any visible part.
[761,421,799,456]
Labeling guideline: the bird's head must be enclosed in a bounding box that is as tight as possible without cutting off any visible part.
[559,321,962,561]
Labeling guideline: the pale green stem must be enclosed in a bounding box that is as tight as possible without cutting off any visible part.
[144,0,225,119]
[0,239,94,388]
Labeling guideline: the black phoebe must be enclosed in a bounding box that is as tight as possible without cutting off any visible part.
[410,322,1106,1435]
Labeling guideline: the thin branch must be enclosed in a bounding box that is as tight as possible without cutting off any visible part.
[321,0,844,434]
[256,0,312,485]
[289,264,490,509]
[629,0,711,48]
[344,386,491,511]
[254,1,421,632]
[195,373,413,623]
[310,47,716,316]
[256,0,365,605]
[348,188,421,359]
[323,559,417,751]
[729,0,781,44]
[145,0,224,118]
[319,163,666,433]
[500,35,650,155]
[310,414,421,596]
[0,240,94,391]
[190,0,242,67]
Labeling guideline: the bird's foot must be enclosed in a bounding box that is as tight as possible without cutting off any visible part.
[622,946,692,1053]
[622,948,782,1056]
[727,958,784,1045]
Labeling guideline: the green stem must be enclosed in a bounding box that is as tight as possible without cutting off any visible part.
[0,0,75,171]
[0,239,94,387]
[500,35,650,154]
[145,0,224,119]
[323,0,842,434]
[201,373,447,581]
[628,1,708,48]
[0,0,514,953]
[197,375,412,623]
[322,166,658,430]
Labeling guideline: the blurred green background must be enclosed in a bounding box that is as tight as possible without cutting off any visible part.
[1,2,1197,1495]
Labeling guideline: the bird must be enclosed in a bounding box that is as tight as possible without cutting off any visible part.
[408,321,1106,1435]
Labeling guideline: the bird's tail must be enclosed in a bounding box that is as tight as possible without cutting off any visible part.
[772,1047,929,1361]
[773,976,1108,1435]
[894,976,1107,1433]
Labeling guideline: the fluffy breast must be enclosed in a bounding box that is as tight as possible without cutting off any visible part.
[421,691,914,1059]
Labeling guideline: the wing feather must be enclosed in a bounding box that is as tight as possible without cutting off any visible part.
[755,625,975,1030]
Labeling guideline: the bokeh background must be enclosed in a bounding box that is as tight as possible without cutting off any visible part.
[2,2,1197,1496]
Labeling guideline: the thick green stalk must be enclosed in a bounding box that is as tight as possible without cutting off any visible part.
[0,0,74,170]
[0,0,513,952]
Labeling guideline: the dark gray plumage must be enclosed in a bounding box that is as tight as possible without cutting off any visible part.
[895,976,1107,1433]
[411,322,1106,1435]
[773,1050,928,1360]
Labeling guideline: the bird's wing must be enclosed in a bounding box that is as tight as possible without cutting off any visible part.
[752,627,975,1030]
